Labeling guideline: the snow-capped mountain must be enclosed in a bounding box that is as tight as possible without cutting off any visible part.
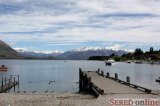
[16,47,130,60]
[71,47,133,52]
[16,49,62,58]
[57,47,128,60]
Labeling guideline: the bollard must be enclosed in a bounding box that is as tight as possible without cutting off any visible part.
[126,76,130,84]
[115,73,118,79]
[107,72,110,77]
[79,68,82,72]
[98,68,100,73]
[101,71,104,75]
[100,90,104,95]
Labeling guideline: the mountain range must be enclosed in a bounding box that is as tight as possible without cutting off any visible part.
[16,49,62,58]
[17,47,128,60]
[0,40,128,60]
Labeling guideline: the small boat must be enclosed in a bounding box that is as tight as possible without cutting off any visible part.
[126,61,132,63]
[134,60,143,64]
[0,65,7,72]
[150,61,160,65]
[105,59,115,66]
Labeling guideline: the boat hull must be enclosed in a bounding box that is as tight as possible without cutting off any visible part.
[0,67,7,72]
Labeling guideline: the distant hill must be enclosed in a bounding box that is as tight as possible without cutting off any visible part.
[0,40,23,59]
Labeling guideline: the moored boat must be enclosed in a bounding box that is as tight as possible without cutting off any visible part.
[0,65,7,72]
[134,60,143,64]
[150,61,160,65]
[126,60,132,63]
[105,59,115,66]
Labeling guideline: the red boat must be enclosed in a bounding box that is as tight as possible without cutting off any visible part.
[0,65,7,72]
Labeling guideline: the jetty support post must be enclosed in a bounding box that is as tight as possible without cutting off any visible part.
[14,77,16,92]
[101,70,104,75]
[126,76,130,84]
[84,73,88,92]
[115,73,118,79]
[18,75,20,90]
[88,77,92,93]
[79,68,83,92]
[106,72,110,77]
[1,77,4,92]
[5,77,7,85]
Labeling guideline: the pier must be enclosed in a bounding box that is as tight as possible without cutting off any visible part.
[0,75,19,93]
[79,68,155,96]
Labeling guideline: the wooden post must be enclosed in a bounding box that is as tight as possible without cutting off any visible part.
[101,71,104,75]
[81,72,84,91]
[115,73,118,79]
[107,72,110,77]
[84,74,88,92]
[101,89,104,95]
[88,77,92,93]
[1,77,3,92]
[9,75,12,86]
[18,75,19,84]
[126,76,130,84]
[5,77,7,85]
[79,68,82,92]
[98,68,100,73]
[14,77,16,92]
[18,75,20,90]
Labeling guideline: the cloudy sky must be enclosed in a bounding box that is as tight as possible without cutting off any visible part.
[0,0,160,52]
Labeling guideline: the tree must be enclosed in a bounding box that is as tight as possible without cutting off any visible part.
[150,47,154,53]
[110,53,115,58]
[134,48,143,56]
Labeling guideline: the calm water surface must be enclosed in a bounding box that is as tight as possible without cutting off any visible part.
[0,60,159,92]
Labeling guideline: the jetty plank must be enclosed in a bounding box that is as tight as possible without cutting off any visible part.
[83,71,150,94]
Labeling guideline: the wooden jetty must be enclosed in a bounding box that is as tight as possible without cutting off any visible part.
[0,75,19,93]
[79,68,153,96]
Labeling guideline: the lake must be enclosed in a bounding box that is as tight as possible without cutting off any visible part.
[0,60,159,92]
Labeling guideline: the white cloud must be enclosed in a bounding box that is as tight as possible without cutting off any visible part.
[105,44,123,50]
[0,0,160,50]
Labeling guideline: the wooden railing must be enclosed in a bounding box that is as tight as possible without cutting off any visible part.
[96,70,152,93]
[0,75,19,93]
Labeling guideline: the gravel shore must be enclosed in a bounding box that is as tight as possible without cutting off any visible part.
[0,93,96,106]
[0,93,159,106]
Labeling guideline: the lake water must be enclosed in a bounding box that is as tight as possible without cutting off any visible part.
[0,60,159,92]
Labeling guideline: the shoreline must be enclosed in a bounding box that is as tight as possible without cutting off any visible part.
[0,92,96,106]
[0,92,159,106]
